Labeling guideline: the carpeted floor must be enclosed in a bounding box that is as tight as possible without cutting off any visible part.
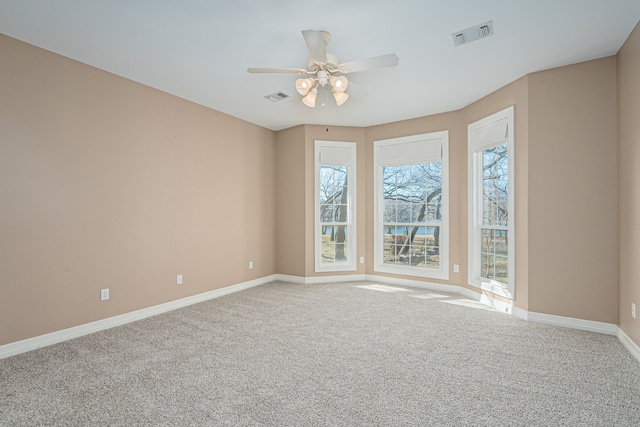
[1,281,639,426]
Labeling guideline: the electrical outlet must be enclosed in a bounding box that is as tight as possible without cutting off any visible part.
[177,274,183,285]
[249,261,254,270]
[632,303,637,319]
[360,256,365,264]
[453,264,460,273]
[100,288,109,301]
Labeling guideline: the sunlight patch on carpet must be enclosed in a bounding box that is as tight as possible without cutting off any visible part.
[441,298,498,311]
[410,293,449,300]
[356,284,412,293]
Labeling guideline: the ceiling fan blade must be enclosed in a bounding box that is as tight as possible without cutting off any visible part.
[339,53,399,73]
[247,67,308,74]
[345,82,369,100]
[302,30,328,63]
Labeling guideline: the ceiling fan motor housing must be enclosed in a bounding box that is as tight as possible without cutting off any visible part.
[307,53,340,73]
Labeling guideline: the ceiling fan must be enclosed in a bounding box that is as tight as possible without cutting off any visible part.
[247,30,399,107]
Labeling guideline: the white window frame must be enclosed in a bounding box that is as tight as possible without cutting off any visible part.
[373,131,449,279]
[468,106,515,299]
[315,140,357,272]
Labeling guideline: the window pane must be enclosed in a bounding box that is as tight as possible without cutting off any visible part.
[426,201,440,221]
[321,204,334,222]
[495,255,508,283]
[384,199,396,223]
[480,228,508,284]
[495,230,508,256]
[397,200,411,223]
[334,225,348,262]
[319,164,351,265]
[481,252,495,281]
[335,204,348,222]
[411,202,423,222]
[322,226,335,263]
[383,231,395,264]
[481,229,494,254]
[380,159,443,271]
[426,226,440,268]
[482,144,508,226]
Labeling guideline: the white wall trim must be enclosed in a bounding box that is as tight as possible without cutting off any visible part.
[273,274,307,284]
[0,275,276,360]
[617,328,640,363]
[526,311,618,335]
[3,273,637,365]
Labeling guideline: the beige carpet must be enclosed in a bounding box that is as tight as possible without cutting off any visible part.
[1,281,639,426]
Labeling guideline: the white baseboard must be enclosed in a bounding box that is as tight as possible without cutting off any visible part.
[617,328,640,363]
[0,275,276,360]
[525,311,618,335]
[3,273,638,365]
[273,274,307,284]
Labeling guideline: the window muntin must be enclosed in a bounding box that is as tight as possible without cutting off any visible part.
[481,144,509,283]
[319,165,349,264]
[382,162,442,269]
[315,141,356,272]
[374,131,448,279]
[468,106,514,298]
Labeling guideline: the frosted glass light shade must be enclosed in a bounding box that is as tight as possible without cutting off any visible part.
[330,76,348,93]
[333,91,349,106]
[295,78,314,96]
[302,89,317,107]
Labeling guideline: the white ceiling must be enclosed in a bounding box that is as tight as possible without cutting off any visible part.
[1,1,639,131]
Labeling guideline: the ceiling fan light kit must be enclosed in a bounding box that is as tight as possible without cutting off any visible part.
[302,88,318,108]
[333,91,349,106]
[248,30,398,108]
[295,78,314,96]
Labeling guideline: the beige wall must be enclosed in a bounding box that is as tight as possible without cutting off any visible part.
[3,26,638,351]
[0,34,277,345]
[528,57,618,323]
[618,21,640,343]
[275,125,306,277]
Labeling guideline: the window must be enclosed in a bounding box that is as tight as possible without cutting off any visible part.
[315,140,356,272]
[374,131,449,279]
[468,106,515,298]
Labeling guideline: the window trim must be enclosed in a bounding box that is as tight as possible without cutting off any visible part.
[468,106,515,299]
[373,131,449,279]
[314,140,357,273]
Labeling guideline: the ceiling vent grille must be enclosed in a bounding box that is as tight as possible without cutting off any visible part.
[452,21,494,47]
[265,92,290,102]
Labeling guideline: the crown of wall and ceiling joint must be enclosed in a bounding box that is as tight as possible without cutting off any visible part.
[452,21,494,47]
[264,92,290,102]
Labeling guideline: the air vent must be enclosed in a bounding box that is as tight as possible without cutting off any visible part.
[264,92,290,102]
[452,20,494,47]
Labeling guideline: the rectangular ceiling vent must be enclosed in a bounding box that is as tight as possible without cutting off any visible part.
[265,92,290,102]
[452,20,494,47]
